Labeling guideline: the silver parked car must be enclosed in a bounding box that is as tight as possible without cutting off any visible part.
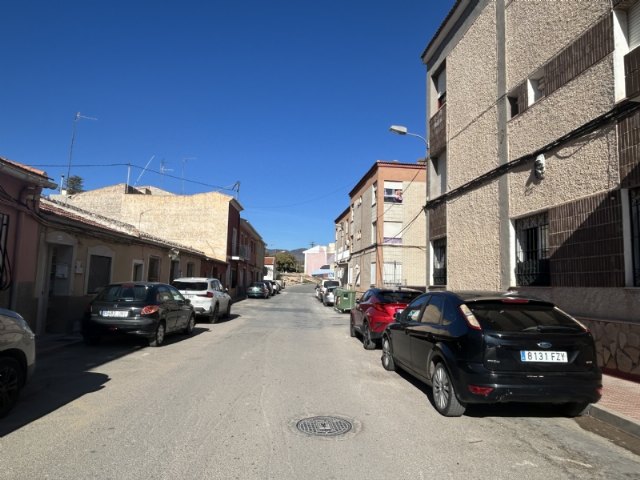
[171,277,232,323]
[0,308,36,417]
[323,286,337,306]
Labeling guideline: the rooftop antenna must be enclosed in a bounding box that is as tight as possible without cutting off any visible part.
[135,155,155,186]
[232,180,240,199]
[65,111,97,194]
[160,159,173,188]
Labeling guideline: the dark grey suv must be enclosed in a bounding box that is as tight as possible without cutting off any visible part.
[381,291,602,417]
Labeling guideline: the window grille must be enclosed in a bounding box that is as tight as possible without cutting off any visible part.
[383,261,403,285]
[631,188,640,286]
[515,212,550,286]
[432,237,447,285]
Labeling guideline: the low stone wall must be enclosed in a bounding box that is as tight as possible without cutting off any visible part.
[580,317,640,381]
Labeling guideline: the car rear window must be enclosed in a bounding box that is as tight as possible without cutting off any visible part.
[468,301,583,332]
[379,291,421,304]
[172,281,208,291]
[95,284,149,302]
[323,281,340,288]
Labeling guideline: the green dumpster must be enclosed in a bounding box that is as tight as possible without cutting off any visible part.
[334,288,356,313]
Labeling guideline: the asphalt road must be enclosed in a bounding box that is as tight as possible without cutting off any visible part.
[1,284,639,479]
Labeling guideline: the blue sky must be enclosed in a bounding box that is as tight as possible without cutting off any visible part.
[1,0,454,251]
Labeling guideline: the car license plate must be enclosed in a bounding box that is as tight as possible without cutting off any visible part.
[101,310,129,318]
[520,351,567,363]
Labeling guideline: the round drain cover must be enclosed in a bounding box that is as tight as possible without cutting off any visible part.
[296,416,353,437]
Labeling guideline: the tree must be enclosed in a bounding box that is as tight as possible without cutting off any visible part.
[66,175,84,194]
[275,251,298,273]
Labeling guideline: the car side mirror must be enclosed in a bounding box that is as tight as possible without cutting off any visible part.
[185,298,191,305]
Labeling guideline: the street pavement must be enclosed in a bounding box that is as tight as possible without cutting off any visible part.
[1,283,638,479]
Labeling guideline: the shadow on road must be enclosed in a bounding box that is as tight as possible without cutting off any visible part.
[0,327,209,437]
[395,368,572,419]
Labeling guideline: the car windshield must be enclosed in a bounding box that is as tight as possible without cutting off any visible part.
[324,281,339,288]
[379,291,421,304]
[172,281,208,291]
[468,301,583,332]
[95,284,149,302]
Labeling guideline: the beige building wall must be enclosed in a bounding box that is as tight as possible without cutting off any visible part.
[345,162,426,292]
[58,186,233,263]
[445,4,502,290]
[505,1,611,89]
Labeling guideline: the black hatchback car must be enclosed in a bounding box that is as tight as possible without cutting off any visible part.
[381,291,602,417]
[83,282,195,347]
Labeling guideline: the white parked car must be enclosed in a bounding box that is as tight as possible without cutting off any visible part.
[171,277,232,323]
[0,307,36,417]
[323,286,337,306]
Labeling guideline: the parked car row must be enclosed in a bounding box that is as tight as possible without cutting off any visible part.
[349,288,603,418]
[247,279,283,299]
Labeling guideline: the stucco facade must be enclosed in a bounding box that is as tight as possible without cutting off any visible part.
[0,157,57,327]
[423,0,640,378]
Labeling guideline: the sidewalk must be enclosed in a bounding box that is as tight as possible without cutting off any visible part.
[34,333,640,439]
[589,373,640,439]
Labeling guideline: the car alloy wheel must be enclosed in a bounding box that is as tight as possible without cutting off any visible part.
[0,357,23,418]
[210,304,219,324]
[349,318,356,338]
[363,324,376,350]
[381,337,396,371]
[184,315,195,335]
[149,322,166,347]
[432,363,466,417]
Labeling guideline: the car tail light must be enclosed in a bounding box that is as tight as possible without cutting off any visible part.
[198,292,214,298]
[141,305,160,315]
[501,298,529,304]
[468,385,494,396]
[459,304,482,330]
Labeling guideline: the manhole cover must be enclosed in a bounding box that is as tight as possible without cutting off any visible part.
[296,416,353,437]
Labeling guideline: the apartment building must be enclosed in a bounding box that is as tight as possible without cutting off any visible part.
[340,161,426,294]
[424,0,640,378]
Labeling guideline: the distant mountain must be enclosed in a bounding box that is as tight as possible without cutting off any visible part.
[266,248,305,264]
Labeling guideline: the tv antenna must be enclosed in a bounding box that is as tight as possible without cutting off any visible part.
[65,111,97,192]
[160,159,173,189]
[134,155,155,186]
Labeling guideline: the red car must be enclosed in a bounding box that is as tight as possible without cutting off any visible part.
[350,288,422,349]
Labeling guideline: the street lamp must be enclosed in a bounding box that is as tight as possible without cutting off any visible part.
[389,125,429,151]
[389,124,430,287]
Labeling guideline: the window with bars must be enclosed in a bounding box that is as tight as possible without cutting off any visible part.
[631,188,640,286]
[432,237,447,286]
[383,261,403,285]
[515,212,550,286]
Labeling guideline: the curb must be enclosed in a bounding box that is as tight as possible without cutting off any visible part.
[587,404,640,439]
[36,336,83,357]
